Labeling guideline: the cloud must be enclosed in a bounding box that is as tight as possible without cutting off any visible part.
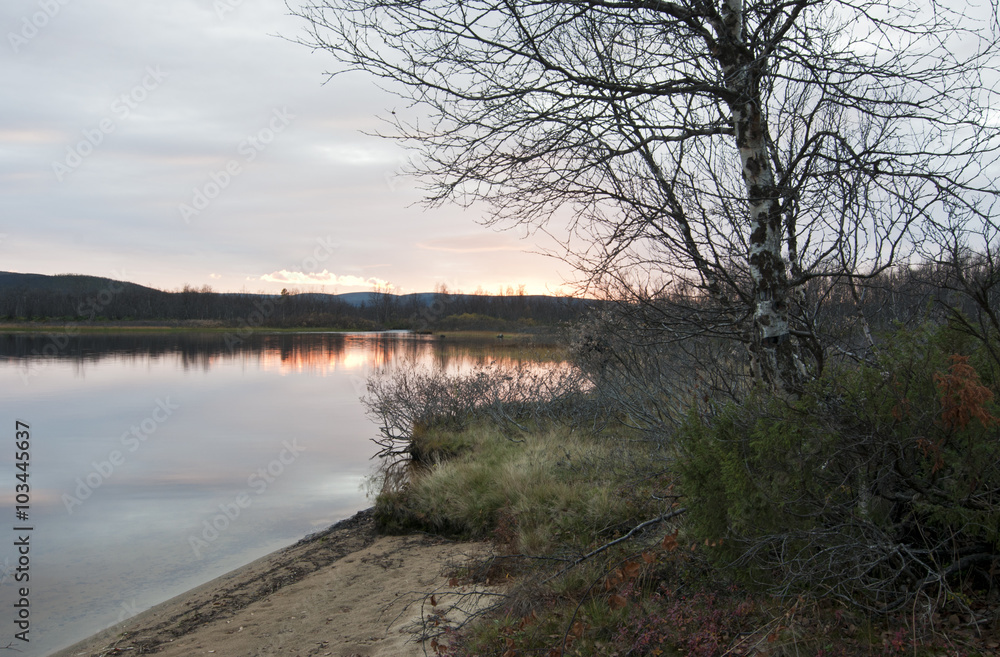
[259,269,392,289]
[417,234,526,254]
[0,0,567,295]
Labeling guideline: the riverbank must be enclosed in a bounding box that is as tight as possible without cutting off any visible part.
[51,509,492,657]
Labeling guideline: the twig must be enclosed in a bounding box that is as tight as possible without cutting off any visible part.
[544,508,687,584]
[722,615,783,657]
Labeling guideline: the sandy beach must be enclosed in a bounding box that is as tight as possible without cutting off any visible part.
[51,509,493,657]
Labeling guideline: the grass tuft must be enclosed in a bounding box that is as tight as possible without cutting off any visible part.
[374,423,659,550]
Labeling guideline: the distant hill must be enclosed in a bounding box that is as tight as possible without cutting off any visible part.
[0,271,592,329]
[0,272,162,296]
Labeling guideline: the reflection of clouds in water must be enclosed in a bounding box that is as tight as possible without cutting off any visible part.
[0,486,63,510]
[0,332,564,657]
[0,332,562,375]
[300,473,369,502]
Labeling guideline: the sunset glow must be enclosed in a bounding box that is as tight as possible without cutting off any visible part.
[0,1,572,296]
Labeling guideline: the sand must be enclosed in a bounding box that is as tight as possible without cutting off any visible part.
[51,509,495,657]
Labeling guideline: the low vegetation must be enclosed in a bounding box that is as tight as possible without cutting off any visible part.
[679,323,1000,615]
[362,320,1000,656]
[373,422,664,551]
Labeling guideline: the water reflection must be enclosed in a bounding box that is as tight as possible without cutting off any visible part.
[0,331,559,657]
[0,331,561,375]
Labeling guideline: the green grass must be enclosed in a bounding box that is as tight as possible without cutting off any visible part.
[374,422,664,552]
[372,415,997,657]
[372,419,699,655]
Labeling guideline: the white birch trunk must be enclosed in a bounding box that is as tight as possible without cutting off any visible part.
[717,0,801,391]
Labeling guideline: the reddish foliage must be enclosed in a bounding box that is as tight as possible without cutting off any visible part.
[934,355,998,432]
[612,586,754,657]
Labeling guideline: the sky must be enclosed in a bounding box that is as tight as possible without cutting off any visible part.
[0,0,573,296]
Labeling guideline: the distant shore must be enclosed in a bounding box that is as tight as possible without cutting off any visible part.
[0,319,352,332]
[0,321,552,338]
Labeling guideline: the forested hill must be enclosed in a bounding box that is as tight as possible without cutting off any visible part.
[0,272,591,330]
[0,271,162,297]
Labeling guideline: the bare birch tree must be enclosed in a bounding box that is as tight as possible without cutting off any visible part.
[290,0,1000,390]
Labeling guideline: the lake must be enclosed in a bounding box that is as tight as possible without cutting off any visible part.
[0,330,557,656]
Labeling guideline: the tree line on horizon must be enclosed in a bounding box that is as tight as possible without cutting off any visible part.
[0,274,588,330]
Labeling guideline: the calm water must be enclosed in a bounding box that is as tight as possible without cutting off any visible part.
[0,331,552,656]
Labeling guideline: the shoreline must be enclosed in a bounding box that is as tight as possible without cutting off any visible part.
[0,320,362,333]
[0,322,550,339]
[51,509,491,657]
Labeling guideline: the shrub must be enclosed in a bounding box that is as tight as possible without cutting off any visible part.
[678,323,1000,612]
[362,361,598,457]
